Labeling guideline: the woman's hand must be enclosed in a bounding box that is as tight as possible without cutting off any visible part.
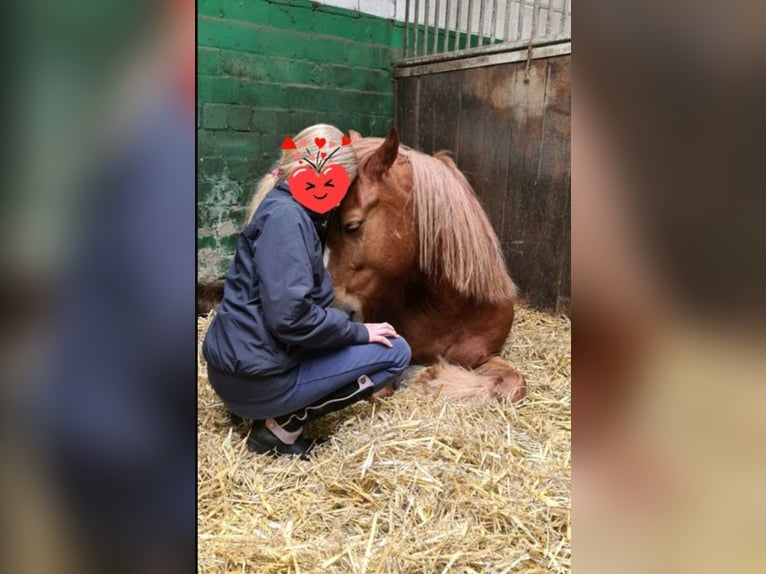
[364,323,399,347]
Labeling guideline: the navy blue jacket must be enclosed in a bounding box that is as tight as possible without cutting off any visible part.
[202,183,369,377]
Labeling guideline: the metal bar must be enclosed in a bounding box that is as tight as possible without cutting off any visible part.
[397,35,569,67]
[503,0,512,42]
[424,0,430,55]
[517,0,525,41]
[395,40,572,77]
[454,0,463,52]
[404,0,410,58]
[544,0,552,37]
[442,0,451,53]
[433,0,441,55]
[489,0,498,44]
[466,0,474,49]
[478,0,486,47]
[560,0,569,35]
[530,0,540,41]
[413,0,420,56]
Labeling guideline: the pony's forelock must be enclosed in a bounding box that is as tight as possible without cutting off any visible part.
[352,138,518,303]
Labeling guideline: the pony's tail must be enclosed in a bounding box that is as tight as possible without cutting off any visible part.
[197,278,225,316]
[245,168,280,225]
[409,358,526,403]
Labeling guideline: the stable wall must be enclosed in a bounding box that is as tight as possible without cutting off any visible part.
[396,52,571,311]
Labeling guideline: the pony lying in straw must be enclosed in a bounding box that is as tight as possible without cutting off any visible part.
[325,128,526,402]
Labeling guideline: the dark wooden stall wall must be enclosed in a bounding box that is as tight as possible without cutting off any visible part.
[395,55,571,312]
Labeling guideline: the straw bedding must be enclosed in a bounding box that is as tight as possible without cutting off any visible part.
[198,307,571,573]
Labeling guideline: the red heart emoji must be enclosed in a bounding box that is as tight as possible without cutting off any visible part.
[288,164,350,214]
[341,136,351,146]
[281,137,297,150]
[321,152,327,158]
[314,137,326,149]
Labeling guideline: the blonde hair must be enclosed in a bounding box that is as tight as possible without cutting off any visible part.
[246,124,358,223]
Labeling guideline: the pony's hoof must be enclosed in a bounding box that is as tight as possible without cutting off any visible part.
[506,374,527,402]
[509,382,527,402]
[367,383,394,402]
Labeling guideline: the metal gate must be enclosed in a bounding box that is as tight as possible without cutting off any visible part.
[402,0,571,59]
[394,0,571,312]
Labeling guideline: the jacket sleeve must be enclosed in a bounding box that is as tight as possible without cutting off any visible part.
[253,207,369,349]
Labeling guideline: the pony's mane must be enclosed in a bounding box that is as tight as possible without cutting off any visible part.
[353,138,518,303]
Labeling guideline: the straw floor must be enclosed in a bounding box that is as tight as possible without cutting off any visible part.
[198,307,571,573]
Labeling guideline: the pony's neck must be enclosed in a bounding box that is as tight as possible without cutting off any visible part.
[382,271,462,319]
[360,268,422,322]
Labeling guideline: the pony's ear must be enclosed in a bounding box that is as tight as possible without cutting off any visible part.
[349,129,362,142]
[368,127,399,179]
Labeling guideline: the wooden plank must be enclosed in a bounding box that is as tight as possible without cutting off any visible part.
[395,76,420,147]
[454,66,487,198]
[502,57,551,308]
[414,73,440,151]
[420,71,461,155]
[521,54,570,310]
[475,63,515,242]
[540,55,571,309]
[395,41,572,77]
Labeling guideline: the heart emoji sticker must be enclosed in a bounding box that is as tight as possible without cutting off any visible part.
[288,163,350,214]
[314,137,327,149]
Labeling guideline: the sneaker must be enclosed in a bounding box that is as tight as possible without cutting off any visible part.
[246,420,320,461]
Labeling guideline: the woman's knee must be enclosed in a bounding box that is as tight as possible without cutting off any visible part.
[390,336,412,370]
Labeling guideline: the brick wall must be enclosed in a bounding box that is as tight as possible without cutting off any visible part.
[198,0,403,279]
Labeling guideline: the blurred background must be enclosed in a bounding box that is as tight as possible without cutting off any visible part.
[0,1,195,573]
[574,1,766,572]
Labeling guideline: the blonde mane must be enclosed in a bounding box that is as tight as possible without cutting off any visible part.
[353,138,518,303]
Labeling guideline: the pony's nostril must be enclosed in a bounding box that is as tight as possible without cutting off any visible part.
[347,308,358,321]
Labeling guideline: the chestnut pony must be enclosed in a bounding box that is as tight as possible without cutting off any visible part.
[326,128,526,402]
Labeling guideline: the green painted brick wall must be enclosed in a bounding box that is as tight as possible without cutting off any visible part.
[197,0,404,279]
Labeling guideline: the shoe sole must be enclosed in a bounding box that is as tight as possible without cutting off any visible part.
[247,437,311,460]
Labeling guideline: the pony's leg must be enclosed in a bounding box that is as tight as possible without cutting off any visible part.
[475,356,527,402]
[368,383,394,402]
[367,365,425,402]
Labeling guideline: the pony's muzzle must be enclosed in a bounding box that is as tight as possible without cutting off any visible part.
[334,291,364,322]
[508,372,527,403]
[342,304,360,322]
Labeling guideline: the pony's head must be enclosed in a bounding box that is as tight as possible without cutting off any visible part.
[326,128,417,319]
[327,128,517,321]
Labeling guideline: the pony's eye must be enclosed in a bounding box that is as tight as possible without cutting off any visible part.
[344,221,362,233]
